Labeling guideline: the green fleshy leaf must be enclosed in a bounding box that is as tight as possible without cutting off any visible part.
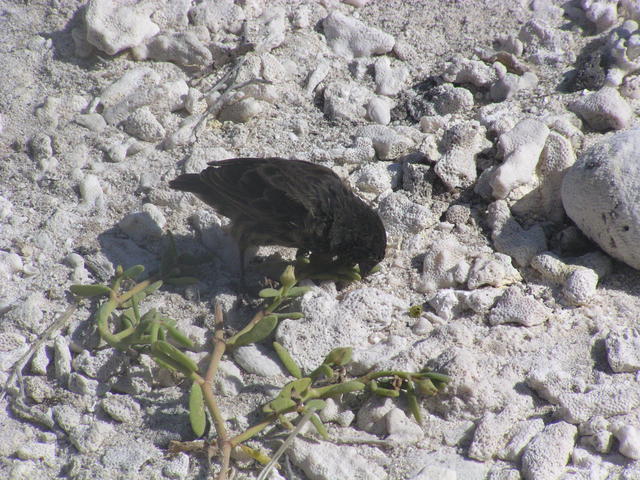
[233,314,278,347]
[263,396,297,414]
[317,380,365,397]
[420,372,451,384]
[369,264,382,274]
[189,382,207,437]
[239,445,271,465]
[258,288,281,298]
[165,324,194,348]
[151,341,198,374]
[278,414,295,429]
[370,379,400,397]
[273,342,302,378]
[289,377,312,396]
[309,413,329,440]
[305,399,326,411]
[70,284,112,297]
[406,388,422,425]
[308,364,334,380]
[414,378,438,396]
[273,312,304,320]
[152,354,179,372]
[283,286,311,298]
[149,322,160,343]
[120,310,135,329]
[323,347,352,366]
[280,265,296,289]
[122,265,145,280]
[121,280,163,308]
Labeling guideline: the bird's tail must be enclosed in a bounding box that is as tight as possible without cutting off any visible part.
[169,174,209,195]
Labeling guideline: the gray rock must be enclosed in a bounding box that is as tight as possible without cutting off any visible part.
[54,336,72,384]
[521,422,577,480]
[378,191,439,238]
[489,287,550,327]
[188,0,245,34]
[431,84,474,115]
[290,437,388,479]
[101,439,161,474]
[323,11,394,58]
[557,383,640,424]
[132,31,212,66]
[101,394,142,423]
[355,125,413,160]
[324,81,370,121]
[118,203,166,243]
[67,372,100,396]
[85,0,159,55]
[74,113,107,132]
[123,106,165,142]
[163,452,190,479]
[435,122,490,190]
[606,327,640,373]
[374,57,408,96]
[232,344,283,376]
[562,129,640,270]
[217,98,263,123]
[487,200,547,267]
[568,87,633,131]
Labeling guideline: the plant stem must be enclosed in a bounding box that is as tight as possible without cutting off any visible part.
[230,416,277,445]
[198,303,231,480]
[226,310,264,346]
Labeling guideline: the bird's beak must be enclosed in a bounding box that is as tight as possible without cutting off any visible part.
[359,261,378,277]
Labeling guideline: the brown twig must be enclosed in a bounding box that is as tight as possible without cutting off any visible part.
[197,302,232,480]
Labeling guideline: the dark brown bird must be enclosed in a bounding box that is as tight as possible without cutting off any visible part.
[169,157,386,276]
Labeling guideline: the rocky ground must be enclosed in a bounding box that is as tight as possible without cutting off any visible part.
[2,0,640,479]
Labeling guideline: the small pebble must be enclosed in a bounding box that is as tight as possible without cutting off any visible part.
[367,96,391,125]
[79,174,105,209]
[74,113,107,132]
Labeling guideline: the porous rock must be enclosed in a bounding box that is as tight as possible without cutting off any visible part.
[488,287,550,327]
[354,125,413,160]
[118,203,166,243]
[324,81,370,122]
[487,200,547,267]
[289,437,387,480]
[562,129,640,270]
[614,425,640,460]
[378,191,439,238]
[557,383,640,424]
[322,11,395,58]
[85,0,159,55]
[123,106,165,142]
[490,118,550,199]
[131,31,212,67]
[374,57,409,96]
[442,55,496,87]
[530,252,600,305]
[568,87,633,131]
[435,121,491,190]
[605,327,640,373]
[521,422,577,480]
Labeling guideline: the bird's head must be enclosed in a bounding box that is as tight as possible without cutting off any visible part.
[332,201,387,276]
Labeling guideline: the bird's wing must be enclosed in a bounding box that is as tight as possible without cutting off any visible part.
[199,158,342,226]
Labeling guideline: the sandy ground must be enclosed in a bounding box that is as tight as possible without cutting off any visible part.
[2,0,640,479]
